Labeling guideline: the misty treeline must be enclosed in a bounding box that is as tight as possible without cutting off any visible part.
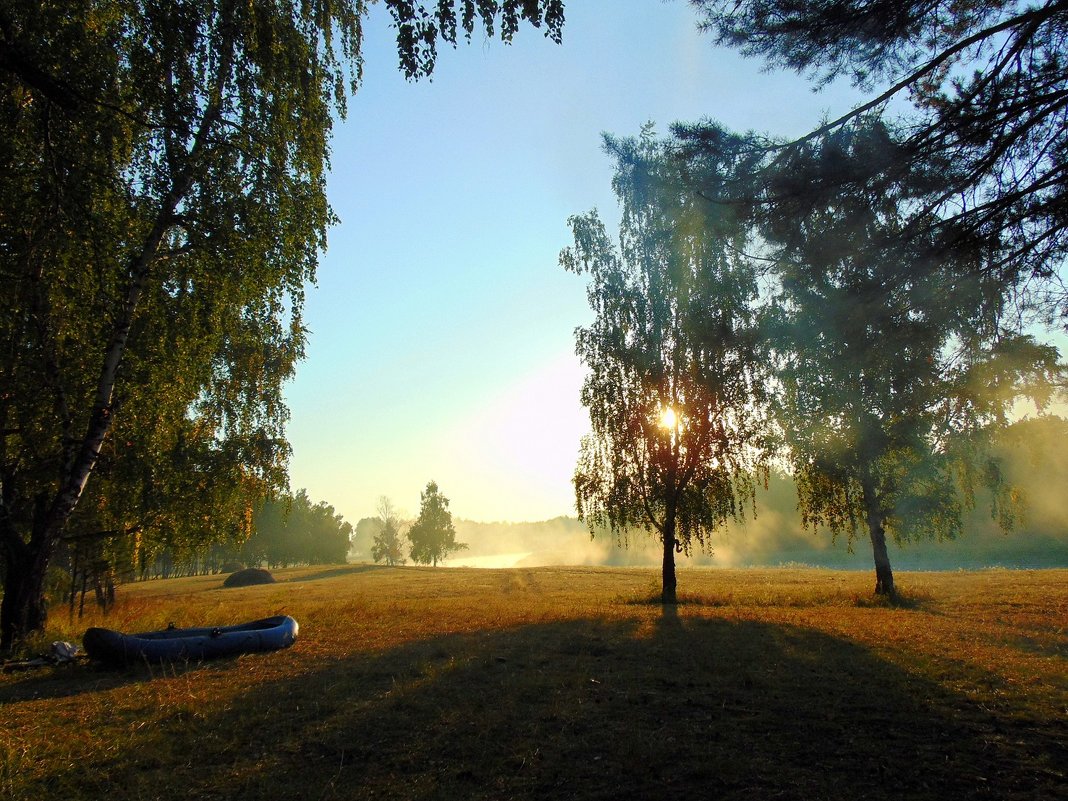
[0,1,564,649]
[26,488,352,622]
[418,430,1068,571]
[567,0,1068,601]
[365,413,1067,570]
[359,483,466,567]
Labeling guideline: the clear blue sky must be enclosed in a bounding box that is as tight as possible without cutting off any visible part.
[283,0,869,524]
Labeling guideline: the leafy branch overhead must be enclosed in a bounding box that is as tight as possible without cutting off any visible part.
[683,0,1068,322]
[386,0,565,78]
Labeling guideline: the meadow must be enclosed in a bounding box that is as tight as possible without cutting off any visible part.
[2,566,1065,800]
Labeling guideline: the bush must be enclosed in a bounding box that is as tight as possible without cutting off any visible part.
[223,567,275,588]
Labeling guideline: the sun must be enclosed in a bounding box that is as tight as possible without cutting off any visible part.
[659,406,677,429]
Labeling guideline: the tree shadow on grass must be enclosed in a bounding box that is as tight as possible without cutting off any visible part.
[19,614,1066,801]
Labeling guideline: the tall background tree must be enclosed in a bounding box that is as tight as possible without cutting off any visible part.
[0,0,564,649]
[756,131,1063,593]
[563,129,771,604]
[408,481,465,567]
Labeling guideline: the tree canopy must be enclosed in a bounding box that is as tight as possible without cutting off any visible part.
[0,0,564,648]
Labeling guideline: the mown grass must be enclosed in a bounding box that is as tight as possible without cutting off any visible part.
[1,565,1065,800]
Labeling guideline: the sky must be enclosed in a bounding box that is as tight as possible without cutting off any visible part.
[283,0,873,524]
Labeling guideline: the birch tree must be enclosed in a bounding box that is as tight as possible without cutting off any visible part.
[563,129,770,604]
[0,0,564,648]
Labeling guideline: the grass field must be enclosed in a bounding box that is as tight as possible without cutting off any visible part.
[1,566,1065,800]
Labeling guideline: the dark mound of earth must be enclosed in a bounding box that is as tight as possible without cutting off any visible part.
[223,567,276,588]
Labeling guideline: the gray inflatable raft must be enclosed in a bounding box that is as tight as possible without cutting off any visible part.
[83,615,298,666]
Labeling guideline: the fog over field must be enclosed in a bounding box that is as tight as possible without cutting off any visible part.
[438,501,1067,572]
[350,425,1068,571]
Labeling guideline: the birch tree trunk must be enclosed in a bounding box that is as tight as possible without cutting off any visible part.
[861,473,895,596]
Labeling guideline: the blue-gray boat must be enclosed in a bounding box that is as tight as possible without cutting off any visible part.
[83,615,299,666]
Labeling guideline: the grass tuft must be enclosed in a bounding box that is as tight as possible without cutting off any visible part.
[851,589,935,610]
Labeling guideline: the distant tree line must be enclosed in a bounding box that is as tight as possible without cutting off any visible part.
[240,490,352,569]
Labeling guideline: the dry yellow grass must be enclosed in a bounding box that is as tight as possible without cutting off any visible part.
[2,565,1065,800]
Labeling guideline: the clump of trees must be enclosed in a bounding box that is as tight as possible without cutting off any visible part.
[240,490,352,569]
[567,0,1067,598]
[363,484,466,567]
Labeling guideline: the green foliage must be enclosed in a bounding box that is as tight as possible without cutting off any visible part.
[0,0,360,645]
[563,128,771,601]
[407,481,465,567]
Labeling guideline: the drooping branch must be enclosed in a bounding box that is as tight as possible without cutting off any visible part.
[776,3,1065,149]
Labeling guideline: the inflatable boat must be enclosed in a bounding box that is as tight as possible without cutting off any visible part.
[83,615,299,666]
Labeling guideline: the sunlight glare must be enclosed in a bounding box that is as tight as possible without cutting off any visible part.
[660,406,677,429]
